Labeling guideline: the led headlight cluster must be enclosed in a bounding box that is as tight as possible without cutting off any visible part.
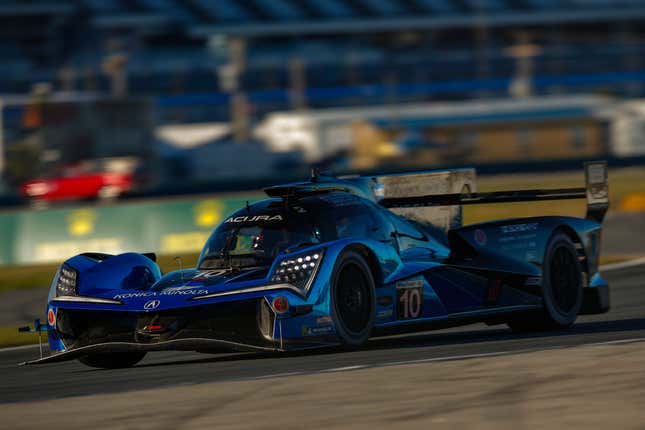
[56,265,78,296]
[270,250,323,292]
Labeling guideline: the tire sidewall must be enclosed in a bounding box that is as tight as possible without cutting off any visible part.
[542,233,583,327]
[330,250,376,347]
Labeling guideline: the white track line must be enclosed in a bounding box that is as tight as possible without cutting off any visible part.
[382,350,523,367]
[252,372,304,380]
[322,365,368,372]
[258,338,645,379]
[587,337,645,346]
[600,256,645,272]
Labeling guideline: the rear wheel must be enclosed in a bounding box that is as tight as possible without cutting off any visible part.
[78,352,147,369]
[508,233,583,332]
[330,250,376,348]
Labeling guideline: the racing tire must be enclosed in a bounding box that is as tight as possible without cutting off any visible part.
[78,352,147,369]
[507,233,583,332]
[330,250,376,348]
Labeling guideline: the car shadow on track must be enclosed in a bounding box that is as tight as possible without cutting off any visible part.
[363,317,645,351]
[129,317,645,369]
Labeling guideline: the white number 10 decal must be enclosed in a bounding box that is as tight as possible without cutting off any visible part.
[399,288,422,319]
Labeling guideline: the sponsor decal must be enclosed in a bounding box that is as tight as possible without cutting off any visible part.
[474,229,487,246]
[160,288,209,296]
[47,308,56,326]
[113,289,208,300]
[500,223,539,234]
[315,316,333,325]
[526,250,538,261]
[144,300,161,310]
[191,269,231,281]
[377,309,394,320]
[161,288,208,296]
[301,325,334,336]
[500,239,536,252]
[377,296,393,306]
[524,277,542,287]
[396,279,423,289]
[225,215,283,223]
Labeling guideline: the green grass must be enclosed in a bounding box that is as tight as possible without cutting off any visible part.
[0,325,43,348]
[0,264,58,293]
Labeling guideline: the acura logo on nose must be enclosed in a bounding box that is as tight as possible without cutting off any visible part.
[144,300,160,310]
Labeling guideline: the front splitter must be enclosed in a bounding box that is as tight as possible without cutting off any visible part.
[20,338,282,365]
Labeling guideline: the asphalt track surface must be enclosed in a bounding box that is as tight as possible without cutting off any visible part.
[1,263,644,405]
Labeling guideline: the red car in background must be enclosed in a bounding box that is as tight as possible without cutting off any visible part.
[21,158,139,203]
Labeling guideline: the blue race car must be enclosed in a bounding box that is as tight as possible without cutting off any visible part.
[22,163,610,368]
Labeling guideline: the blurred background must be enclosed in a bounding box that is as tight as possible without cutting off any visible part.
[1,0,645,268]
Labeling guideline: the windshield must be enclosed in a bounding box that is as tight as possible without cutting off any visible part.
[198,216,321,270]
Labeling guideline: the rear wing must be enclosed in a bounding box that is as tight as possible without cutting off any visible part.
[369,168,477,233]
[379,161,609,223]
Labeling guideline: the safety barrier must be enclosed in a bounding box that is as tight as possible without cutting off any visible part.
[0,193,259,266]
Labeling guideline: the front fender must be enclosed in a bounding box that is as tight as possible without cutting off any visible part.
[54,253,162,298]
[323,238,402,282]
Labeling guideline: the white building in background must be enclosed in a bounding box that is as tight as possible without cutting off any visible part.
[253,95,617,165]
[601,100,645,157]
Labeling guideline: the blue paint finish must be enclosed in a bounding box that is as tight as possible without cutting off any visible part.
[421,277,449,318]
[424,271,482,313]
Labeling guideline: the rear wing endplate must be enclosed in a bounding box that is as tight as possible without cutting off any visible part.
[380,161,609,223]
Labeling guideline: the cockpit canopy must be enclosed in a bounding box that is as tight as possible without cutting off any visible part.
[197,193,389,270]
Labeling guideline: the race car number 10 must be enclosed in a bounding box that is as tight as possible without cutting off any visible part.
[397,286,423,319]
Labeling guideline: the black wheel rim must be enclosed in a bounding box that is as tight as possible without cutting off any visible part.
[336,264,370,334]
[549,246,579,314]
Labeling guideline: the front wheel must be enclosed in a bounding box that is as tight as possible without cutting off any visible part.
[330,250,376,348]
[508,233,583,332]
[78,352,147,369]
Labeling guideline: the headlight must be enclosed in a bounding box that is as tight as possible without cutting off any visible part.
[269,250,323,293]
[56,264,79,297]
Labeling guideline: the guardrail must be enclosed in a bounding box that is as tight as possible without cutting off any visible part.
[0,193,259,266]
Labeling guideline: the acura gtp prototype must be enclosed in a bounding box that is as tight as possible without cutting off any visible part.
[22,162,610,368]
